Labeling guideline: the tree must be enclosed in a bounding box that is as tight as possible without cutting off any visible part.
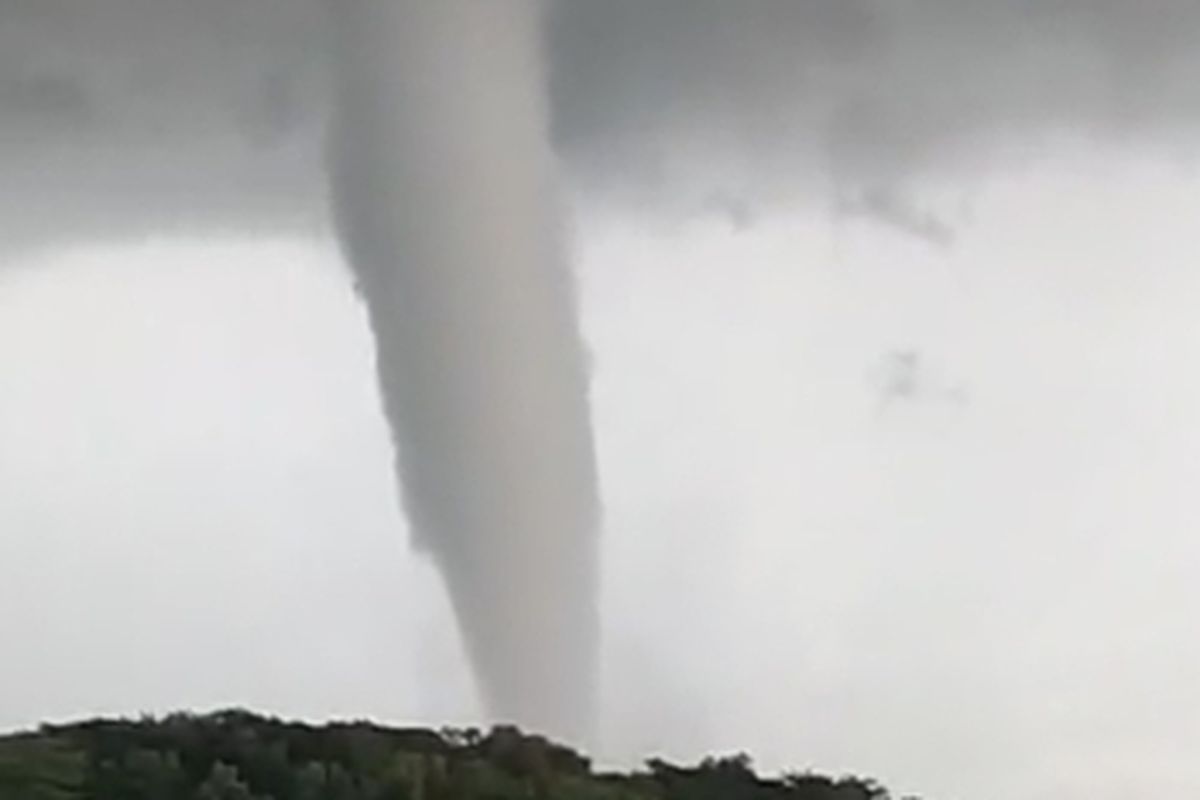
[1,711,911,800]
[0,736,84,800]
[194,762,257,800]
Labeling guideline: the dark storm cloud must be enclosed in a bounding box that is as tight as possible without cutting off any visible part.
[4,0,1200,243]
[0,0,329,249]
[549,0,1200,199]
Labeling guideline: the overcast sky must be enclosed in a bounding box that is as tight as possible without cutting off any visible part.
[4,4,1200,800]
[4,140,1200,800]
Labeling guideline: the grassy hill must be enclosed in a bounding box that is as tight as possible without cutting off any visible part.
[0,710,910,800]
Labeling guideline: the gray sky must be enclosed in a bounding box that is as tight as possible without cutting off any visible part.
[4,4,1200,800]
[4,147,1200,800]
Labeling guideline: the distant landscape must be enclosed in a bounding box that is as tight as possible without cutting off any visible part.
[0,710,908,800]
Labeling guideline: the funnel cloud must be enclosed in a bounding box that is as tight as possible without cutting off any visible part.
[327,0,599,742]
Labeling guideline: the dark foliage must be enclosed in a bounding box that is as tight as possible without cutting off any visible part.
[0,711,910,800]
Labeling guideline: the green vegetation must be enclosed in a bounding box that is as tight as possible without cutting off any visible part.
[0,710,909,800]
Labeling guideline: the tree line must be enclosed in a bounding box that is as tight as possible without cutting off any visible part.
[0,709,912,800]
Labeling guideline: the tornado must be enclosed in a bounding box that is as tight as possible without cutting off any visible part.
[325,1,600,742]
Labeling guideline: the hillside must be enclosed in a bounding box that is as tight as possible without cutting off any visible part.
[0,710,911,799]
